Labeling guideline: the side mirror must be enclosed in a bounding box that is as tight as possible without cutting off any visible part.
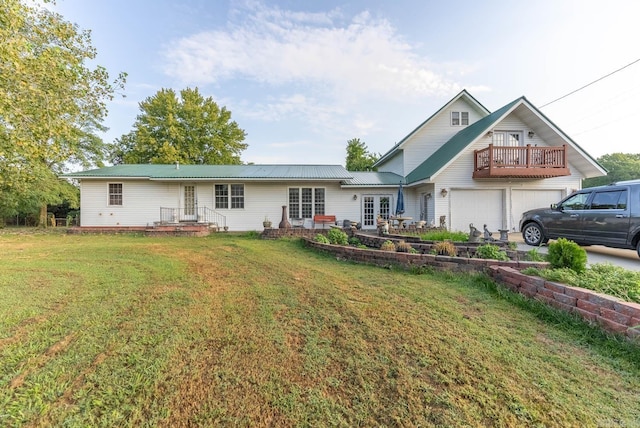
[551,203,559,210]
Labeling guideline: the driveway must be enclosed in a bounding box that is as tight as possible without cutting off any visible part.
[511,234,640,272]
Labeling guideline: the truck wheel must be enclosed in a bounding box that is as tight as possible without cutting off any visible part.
[637,240,640,259]
[522,223,546,246]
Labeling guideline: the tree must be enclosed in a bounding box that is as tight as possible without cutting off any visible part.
[111,88,247,165]
[0,0,126,226]
[583,153,640,188]
[345,138,379,171]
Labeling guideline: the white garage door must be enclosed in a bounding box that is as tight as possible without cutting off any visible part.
[450,189,503,233]
[511,189,564,230]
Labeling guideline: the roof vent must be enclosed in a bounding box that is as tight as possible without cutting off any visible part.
[175,161,179,170]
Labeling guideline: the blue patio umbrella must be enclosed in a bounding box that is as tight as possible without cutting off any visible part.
[395,181,405,216]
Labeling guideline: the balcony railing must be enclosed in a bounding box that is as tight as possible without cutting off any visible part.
[473,144,569,179]
[159,207,226,229]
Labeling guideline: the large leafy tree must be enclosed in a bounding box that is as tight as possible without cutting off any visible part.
[345,138,379,171]
[0,0,125,226]
[112,88,247,165]
[583,153,640,188]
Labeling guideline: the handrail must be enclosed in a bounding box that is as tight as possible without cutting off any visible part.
[159,207,226,228]
[474,144,567,171]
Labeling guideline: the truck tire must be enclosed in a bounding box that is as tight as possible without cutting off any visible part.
[522,223,547,246]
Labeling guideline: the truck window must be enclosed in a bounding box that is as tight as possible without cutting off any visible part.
[590,190,626,210]
[560,192,590,210]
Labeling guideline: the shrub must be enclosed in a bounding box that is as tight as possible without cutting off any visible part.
[475,244,509,261]
[396,240,413,253]
[525,248,546,262]
[326,228,349,245]
[380,240,396,252]
[314,234,330,244]
[348,236,361,246]
[547,238,587,273]
[432,241,456,256]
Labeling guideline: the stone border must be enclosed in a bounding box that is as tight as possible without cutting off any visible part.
[354,232,521,260]
[304,238,546,273]
[488,266,640,342]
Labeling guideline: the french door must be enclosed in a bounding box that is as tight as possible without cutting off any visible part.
[362,195,392,229]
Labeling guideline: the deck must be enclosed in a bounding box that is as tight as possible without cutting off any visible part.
[473,144,570,179]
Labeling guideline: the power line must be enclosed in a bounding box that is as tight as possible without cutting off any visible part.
[540,57,640,108]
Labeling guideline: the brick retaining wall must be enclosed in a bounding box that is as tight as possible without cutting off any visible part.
[488,266,640,342]
[304,238,546,273]
[354,232,517,259]
[304,237,639,342]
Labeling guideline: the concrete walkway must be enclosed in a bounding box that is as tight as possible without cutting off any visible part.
[510,233,640,272]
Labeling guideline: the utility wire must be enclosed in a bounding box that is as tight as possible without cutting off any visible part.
[540,57,640,108]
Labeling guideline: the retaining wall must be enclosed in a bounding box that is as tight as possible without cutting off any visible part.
[304,238,640,342]
[488,266,640,342]
[304,238,546,273]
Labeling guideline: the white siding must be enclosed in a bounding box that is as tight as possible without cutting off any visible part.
[79,179,417,230]
[80,180,180,227]
[402,99,485,175]
[377,152,404,175]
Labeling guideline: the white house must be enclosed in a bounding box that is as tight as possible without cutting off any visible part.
[63,90,606,232]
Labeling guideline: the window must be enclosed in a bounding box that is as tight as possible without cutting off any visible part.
[451,111,469,126]
[590,190,627,210]
[493,131,522,147]
[560,192,590,210]
[215,184,244,209]
[289,188,325,218]
[230,184,244,209]
[108,183,122,206]
[215,184,228,209]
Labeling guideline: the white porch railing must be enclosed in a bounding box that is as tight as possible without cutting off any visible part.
[159,207,226,229]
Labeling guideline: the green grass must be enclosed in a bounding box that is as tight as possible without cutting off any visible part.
[0,230,639,427]
[523,263,640,304]
[419,230,469,242]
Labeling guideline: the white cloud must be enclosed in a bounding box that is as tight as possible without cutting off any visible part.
[163,2,462,101]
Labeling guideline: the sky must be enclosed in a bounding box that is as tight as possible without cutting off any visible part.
[52,0,640,166]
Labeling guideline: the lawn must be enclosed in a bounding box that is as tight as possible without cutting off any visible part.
[0,231,639,427]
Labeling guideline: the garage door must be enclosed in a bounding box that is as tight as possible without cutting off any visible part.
[450,189,503,233]
[511,189,564,230]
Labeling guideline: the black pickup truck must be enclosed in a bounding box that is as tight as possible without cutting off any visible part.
[519,180,640,258]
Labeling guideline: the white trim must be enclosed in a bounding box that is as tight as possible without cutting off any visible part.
[107,182,123,207]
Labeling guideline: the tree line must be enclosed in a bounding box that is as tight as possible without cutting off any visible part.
[1,1,638,227]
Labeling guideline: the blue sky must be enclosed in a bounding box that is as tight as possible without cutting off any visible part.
[53,0,640,166]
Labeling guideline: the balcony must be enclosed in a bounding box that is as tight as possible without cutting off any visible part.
[473,144,570,179]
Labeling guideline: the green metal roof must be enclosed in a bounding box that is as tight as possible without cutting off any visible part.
[340,172,404,186]
[405,97,523,184]
[62,164,353,180]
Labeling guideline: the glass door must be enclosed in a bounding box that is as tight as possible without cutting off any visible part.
[362,195,392,229]
[182,184,197,221]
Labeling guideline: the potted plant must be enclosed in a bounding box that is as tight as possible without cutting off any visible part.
[263,216,272,228]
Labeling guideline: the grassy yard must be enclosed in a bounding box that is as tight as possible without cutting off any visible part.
[0,231,639,427]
